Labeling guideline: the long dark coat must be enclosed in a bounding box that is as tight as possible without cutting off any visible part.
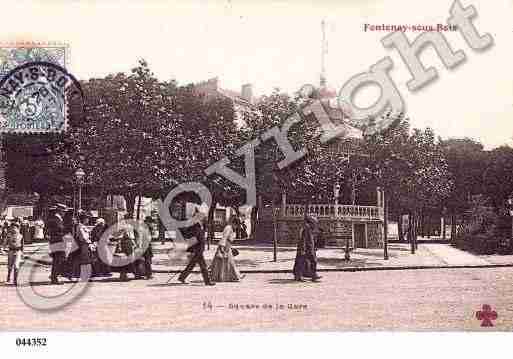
[183,223,206,254]
[47,214,65,246]
[293,224,317,278]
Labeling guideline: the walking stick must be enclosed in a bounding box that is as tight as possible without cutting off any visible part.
[166,271,179,283]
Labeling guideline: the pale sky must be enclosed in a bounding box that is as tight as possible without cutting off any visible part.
[2,0,512,149]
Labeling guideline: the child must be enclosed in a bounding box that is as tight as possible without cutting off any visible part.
[6,221,24,285]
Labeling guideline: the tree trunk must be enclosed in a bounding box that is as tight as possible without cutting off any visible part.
[441,213,446,240]
[158,192,166,243]
[136,195,142,220]
[414,212,419,250]
[272,198,277,262]
[125,193,136,217]
[207,199,216,250]
[408,213,414,254]
[0,187,8,215]
[35,191,50,219]
[398,213,404,242]
[450,212,456,240]
[383,189,388,260]
[181,200,187,220]
[420,210,425,237]
[250,206,258,240]
[450,212,456,241]
[158,214,166,243]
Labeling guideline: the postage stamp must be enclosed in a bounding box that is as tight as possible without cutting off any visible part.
[0,43,79,133]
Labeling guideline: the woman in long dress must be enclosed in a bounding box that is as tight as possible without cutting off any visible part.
[33,217,45,242]
[209,215,242,282]
[89,218,112,277]
[62,211,76,279]
[68,211,94,279]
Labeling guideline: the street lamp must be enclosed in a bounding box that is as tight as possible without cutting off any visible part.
[75,168,86,211]
[333,183,340,205]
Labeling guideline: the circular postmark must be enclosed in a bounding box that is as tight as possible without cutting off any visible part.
[0,61,83,133]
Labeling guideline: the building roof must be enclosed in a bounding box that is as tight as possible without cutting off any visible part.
[317,83,363,140]
[193,77,255,110]
[217,88,253,108]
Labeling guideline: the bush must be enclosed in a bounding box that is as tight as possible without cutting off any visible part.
[453,196,511,254]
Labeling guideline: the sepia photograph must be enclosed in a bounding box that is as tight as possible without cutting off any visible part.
[1,0,513,356]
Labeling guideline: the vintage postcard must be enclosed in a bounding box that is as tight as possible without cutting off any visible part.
[1,0,513,353]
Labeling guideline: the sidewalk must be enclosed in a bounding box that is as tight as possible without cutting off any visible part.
[2,240,509,273]
[422,243,491,266]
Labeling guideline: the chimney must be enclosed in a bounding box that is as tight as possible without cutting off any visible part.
[194,77,218,98]
[207,77,219,91]
[241,83,253,103]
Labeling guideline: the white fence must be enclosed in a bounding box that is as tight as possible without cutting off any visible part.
[284,204,383,221]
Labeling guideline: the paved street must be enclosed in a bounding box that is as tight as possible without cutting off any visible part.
[1,266,512,330]
[4,241,504,273]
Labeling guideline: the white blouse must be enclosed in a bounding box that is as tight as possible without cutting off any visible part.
[219,224,236,246]
[33,220,45,239]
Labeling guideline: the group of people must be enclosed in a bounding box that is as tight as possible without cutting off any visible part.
[176,212,322,285]
[46,205,245,286]
[4,202,322,286]
[47,203,154,285]
[0,216,45,248]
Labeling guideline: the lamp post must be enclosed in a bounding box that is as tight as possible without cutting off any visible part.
[75,168,86,211]
[383,187,389,260]
[333,183,340,205]
[508,198,513,246]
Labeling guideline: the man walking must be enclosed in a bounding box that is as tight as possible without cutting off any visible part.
[178,211,215,286]
[47,204,68,285]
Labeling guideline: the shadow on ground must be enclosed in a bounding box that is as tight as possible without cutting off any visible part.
[148,282,206,287]
[267,278,300,285]
[234,258,291,267]
[316,257,383,268]
[153,257,292,268]
[236,247,296,253]
[353,250,398,258]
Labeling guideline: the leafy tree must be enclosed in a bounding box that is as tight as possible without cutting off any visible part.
[361,116,453,246]
[45,60,240,217]
[483,146,513,211]
[441,138,487,237]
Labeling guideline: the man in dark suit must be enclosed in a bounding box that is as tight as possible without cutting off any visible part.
[47,203,68,285]
[178,211,215,286]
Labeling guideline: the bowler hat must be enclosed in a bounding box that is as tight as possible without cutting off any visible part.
[55,203,70,211]
[77,210,91,217]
